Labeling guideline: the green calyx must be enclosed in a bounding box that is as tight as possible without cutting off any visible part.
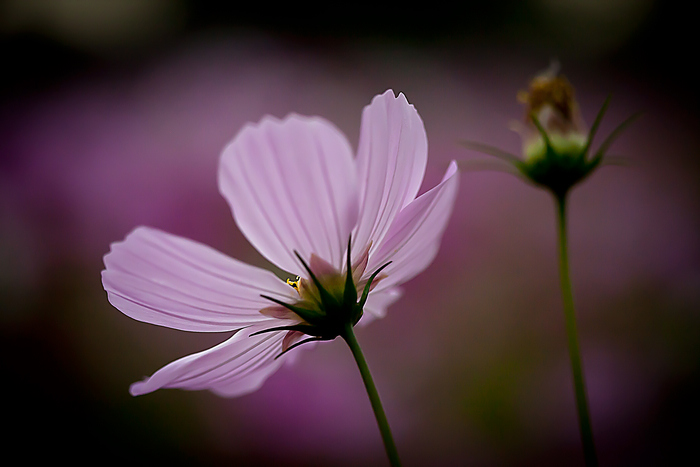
[256,236,390,355]
[522,96,640,198]
[461,96,639,199]
[521,116,598,199]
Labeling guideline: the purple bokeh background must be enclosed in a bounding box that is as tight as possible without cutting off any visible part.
[2,3,698,466]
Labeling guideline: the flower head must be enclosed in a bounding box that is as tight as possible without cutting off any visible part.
[461,64,638,198]
[102,90,459,397]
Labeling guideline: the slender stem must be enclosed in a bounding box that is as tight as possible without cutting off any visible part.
[555,194,598,467]
[342,323,402,467]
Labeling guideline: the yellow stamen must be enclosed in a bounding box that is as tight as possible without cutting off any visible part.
[286,276,301,293]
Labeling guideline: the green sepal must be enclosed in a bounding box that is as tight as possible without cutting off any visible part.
[581,95,611,158]
[249,323,318,337]
[260,294,327,324]
[358,261,392,310]
[590,111,642,166]
[343,236,358,307]
[459,140,525,170]
[274,336,327,360]
[529,113,554,150]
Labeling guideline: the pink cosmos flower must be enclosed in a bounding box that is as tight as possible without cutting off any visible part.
[102,89,459,397]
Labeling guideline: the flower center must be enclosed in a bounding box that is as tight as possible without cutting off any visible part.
[287,269,349,308]
[254,237,391,358]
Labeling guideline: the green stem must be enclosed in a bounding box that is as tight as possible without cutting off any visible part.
[555,194,598,467]
[342,323,402,467]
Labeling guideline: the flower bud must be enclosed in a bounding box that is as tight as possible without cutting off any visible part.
[461,63,636,199]
[517,65,587,162]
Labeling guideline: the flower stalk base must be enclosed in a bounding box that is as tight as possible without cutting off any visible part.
[555,194,598,467]
[342,323,402,467]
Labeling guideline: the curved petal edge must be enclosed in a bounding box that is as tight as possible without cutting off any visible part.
[369,160,459,291]
[218,114,359,275]
[102,226,293,332]
[129,324,292,397]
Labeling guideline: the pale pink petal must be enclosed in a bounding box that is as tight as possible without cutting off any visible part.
[282,330,305,351]
[358,287,403,326]
[259,305,302,321]
[353,90,428,259]
[308,253,338,277]
[368,161,459,291]
[219,115,359,275]
[102,227,295,332]
[351,242,371,284]
[130,324,291,397]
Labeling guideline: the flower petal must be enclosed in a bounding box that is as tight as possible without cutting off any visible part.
[102,227,295,332]
[358,287,403,326]
[129,324,290,397]
[368,161,459,291]
[219,114,359,275]
[353,90,428,259]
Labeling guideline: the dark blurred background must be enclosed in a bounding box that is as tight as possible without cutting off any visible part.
[2,1,698,465]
